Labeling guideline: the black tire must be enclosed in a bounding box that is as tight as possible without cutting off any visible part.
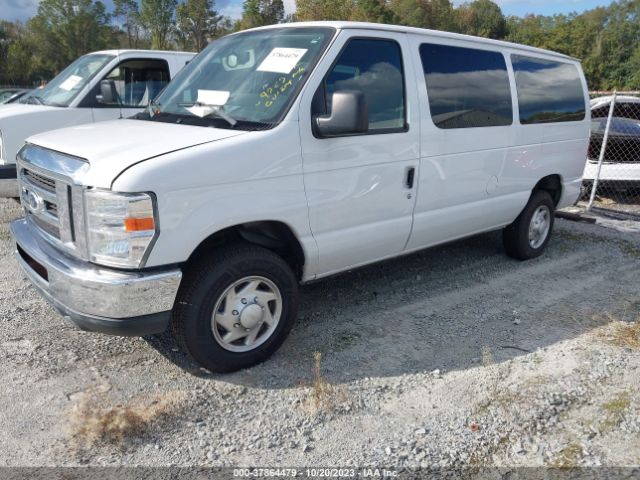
[172,243,299,373]
[503,190,555,261]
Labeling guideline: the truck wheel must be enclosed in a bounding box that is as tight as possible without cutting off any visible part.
[172,244,299,373]
[503,190,555,260]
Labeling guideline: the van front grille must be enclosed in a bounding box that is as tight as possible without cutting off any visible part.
[19,166,63,241]
[23,169,56,193]
[16,145,89,261]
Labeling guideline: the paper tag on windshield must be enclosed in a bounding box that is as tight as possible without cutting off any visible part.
[185,105,216,118]
[257,48,308,74]
[197,89,230,106]
[59,75,83,91]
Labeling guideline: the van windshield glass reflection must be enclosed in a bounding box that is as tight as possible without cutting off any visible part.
[143,27,334,130]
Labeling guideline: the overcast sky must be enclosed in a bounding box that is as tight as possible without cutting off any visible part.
[0,0,614,24]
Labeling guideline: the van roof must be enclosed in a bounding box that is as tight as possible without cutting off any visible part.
[91,49,195,57]
[247,21,578,62]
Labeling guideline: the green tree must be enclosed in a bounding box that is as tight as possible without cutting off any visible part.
[28,0,114,77]
[294,0,355,21]
[351,0,395,23]
[113,0,144,48]
[456,0,505,38]
[240,0,285,28]
[0,21,39,86]
[389,0,456,31]
[176,0,223,51]
[140,0,177,49]
[261,0,286,24]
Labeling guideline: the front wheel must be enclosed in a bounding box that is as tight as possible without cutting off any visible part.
[503,190,555,260]
[172,244,299,373]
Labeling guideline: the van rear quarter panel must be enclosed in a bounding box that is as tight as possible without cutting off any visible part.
[501,50,590,209]
[112,120,318,275]
[408,36,589,250]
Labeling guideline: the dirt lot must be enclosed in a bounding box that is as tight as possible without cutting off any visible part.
[0,197,639,471]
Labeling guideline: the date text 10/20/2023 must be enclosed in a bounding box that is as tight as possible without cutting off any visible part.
[232,468,399,478]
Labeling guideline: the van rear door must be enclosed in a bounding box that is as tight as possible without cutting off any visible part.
[406,38,518,250]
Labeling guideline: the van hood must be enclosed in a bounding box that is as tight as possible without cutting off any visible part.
[26,119,247,188]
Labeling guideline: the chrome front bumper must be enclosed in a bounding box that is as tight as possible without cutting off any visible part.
[10,218,182,336]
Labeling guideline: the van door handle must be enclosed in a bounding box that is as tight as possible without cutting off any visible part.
[405,167,415,189]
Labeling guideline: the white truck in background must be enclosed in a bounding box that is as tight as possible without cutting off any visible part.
[0,49,195,196]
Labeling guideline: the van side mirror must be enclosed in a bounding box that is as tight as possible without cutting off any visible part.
[96,80,117,105]
[315,90,368,137]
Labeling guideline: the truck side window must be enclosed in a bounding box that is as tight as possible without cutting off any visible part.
[512,55,585,124]
[87,59,171,108]
[420,43,512,129]
[320,38,406,133]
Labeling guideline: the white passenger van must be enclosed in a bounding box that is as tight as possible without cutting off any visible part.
[0,50,195,196]
[10,23,590,372]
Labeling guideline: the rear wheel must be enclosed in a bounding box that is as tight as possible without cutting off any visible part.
[503,190,555,260]
[172,244,299,373]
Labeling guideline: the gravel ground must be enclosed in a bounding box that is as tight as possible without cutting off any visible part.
[0,197,639,471]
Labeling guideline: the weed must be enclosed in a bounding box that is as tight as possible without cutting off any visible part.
[68,385,185,447]
[481,346,494,367]
[302,351,349,416]
[333,331,361,351]
[550,441,584,469]
[523,374,550,387]
[599,391,631,432]
[601,320,640,351]
[554,230,583,243]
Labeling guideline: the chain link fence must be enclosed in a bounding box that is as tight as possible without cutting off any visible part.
[580,91,640,218]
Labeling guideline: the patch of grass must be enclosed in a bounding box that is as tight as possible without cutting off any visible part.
[68,386,185,447]
[523,374,550,387]
[481,346,494,367]
[601,320,640,351]
[550,441,584,469]
[554,230,583,243]
[302,351,349,416]
[332,331,361,351]
[599,391,631,432]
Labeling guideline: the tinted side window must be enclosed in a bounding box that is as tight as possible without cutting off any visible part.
[82,59,170,108]
[420,43,512,129]
[512,55,585,124]
[322,38,405,132]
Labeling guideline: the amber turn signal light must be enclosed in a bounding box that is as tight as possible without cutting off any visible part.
[124,217,155,232]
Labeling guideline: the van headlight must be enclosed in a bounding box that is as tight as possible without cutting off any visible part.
[84,190,158,268]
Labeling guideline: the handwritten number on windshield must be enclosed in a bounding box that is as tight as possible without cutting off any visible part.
[256,66,306,108]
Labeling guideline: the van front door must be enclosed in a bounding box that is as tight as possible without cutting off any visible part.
[299,31,420,277]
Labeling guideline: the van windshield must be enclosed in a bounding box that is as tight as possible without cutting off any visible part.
[141,27,334,130]
[20,54,114,107]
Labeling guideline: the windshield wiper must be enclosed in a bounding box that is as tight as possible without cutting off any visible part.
[178,102,237,127]
[148,98,161,117]
[22,95,45,105]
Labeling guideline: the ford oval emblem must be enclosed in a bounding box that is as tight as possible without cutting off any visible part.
[26,190,45,212]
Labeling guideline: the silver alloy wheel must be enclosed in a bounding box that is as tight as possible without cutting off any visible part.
[211,276,282,353]
[528,205,551,249]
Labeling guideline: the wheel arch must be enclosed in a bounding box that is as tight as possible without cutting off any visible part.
[532,174,562,207]
[186,220,306,281]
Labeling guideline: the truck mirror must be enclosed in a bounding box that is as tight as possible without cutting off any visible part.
[315,90,368,137]
[96,80,118,105]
